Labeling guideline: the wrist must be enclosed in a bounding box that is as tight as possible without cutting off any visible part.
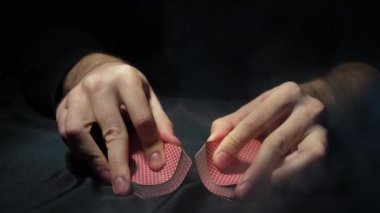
[301,62,380,128]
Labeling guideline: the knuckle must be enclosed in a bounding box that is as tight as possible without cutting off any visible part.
[115,64,135,73]
[242,117,257,129]
[81,64,144,93]
[103,126,125,146]
[317,125,328,136]
[271,135,289,156]
[281,81,302,100]
[225,134,242,153]
[211,116,235,131]
[304,97,325,119]
[123,65,139,77]
[121,66,142,87]
[311,143,326,159]
[65,123,85,139]
[82,74,104,92]
[282,81,301,93]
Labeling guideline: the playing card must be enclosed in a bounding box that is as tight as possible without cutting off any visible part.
[129,142,191,199]
[195,139,261,199]
[130,143,182,185]
[132,151,191,198]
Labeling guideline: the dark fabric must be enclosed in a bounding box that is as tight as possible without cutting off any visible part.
[1,0,380,212]
[2,92,380,213]
[0,96,347,213]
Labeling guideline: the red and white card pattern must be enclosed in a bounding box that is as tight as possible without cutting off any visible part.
[129,139,261,199]
[129,142,192,199]
[195,140,261,199]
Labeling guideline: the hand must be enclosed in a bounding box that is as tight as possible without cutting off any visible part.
[209,82,327,199]
[56,61,180,196]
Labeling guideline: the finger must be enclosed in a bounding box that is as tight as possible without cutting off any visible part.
[56,97,68,140]
[149,90,181,146]
[84,78,130,196]
[208,114,237,142]
[64,93,111,183]
[118,75,165,171]
[214,82,301,169]
[271,125,327,185]
[234,97,323,199]
[208,89,273,142]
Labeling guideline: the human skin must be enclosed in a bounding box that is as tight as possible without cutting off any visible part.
[57,53,379,198]
[56,53,180,196]
[209,81,326,198]
[210,62,380,198]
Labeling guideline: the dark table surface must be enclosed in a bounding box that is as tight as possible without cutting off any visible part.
[1,88,380,213]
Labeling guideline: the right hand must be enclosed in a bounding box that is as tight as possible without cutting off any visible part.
[209,82,326,198]
[56,62,180,196]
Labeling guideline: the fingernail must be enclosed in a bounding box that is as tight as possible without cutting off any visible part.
[113,177,128,196]
[236,182,251,198]
[99,170,111,183]
[214,151,231,169]
[149,151,164,170]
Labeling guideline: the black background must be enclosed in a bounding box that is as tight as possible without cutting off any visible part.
[1,1,380,212]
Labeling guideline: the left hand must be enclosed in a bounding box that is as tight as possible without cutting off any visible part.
[56,61,179,196]
[208,81,327,199]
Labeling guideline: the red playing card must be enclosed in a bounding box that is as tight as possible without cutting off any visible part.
[129,141,191,198]
[195,145,233,198]
[130,143,182,185]
[206,139,261,186]
[132,151,192,199]
[195,139,261,199]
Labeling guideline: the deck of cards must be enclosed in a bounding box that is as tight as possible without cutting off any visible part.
[195,139,261,199]
[129,142,192,199]
[128,139,261,199]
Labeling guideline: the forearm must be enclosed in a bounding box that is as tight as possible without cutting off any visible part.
[63,53,125,94]
[301,62,380,127]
